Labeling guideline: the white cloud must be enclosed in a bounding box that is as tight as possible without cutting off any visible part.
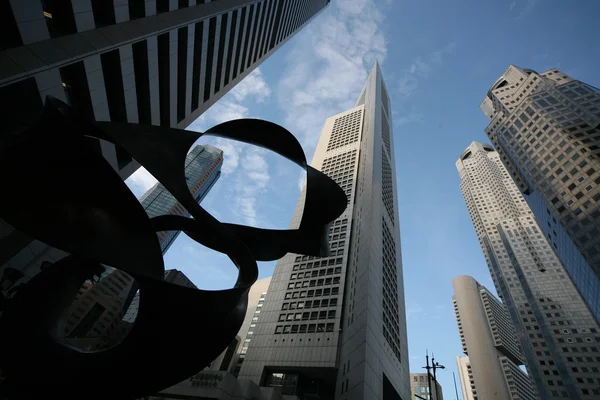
[509,0,517,11]
[236,197,258,226]
[298,171,307,191]
[229,68,271,103]
[232,149,271,226]
[213,138,243,175]
[203,101,249,126]
[126,167,158,198]
[186,68,270,132]
[406,304,424,319]
[276,0,388,154]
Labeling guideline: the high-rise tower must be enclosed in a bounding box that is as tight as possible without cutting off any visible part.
[238,63,410,400]
[452,275,536,400]
[455,356,476,400]
[456,141,600,400]
[140,144,222,253]
[0,0,330,179]
[231,276,272,377]
[481,65,600,321]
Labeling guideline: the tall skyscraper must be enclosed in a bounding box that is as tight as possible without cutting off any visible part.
[481,65,600,322]
[452,275,536,400]
[410,373,443,400]
[140,144,222,253]
[62,267,137,351]
[1,0,330,179]
[231,276,272,377]
[456,141,600,399]
[455,356,476,400]
[238,63,409,399]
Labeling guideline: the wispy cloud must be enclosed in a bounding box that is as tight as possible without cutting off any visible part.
[188,67,270,134]
[393,42,456,126]
[297,171,307,192]
[406,304,424,319]
[276,0,388,154]
[514,0,540,20]
[234,148,271,226]
[126,166,157,198]
[395,111,424,126]
[396,42,456,99]
[229,68,271,103]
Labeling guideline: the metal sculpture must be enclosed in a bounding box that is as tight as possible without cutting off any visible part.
[0,97,347,399]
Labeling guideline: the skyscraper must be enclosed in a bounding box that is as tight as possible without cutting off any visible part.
[63,267,137,351]
[456,141,600,399]
[452,275,536,400]
[238,63,410,399]
[1,0,331,179]
[231,276,272,377]
[455,356,476,400]
[140,144,222,253]
[481,65,600,322]
[410,373,443,400]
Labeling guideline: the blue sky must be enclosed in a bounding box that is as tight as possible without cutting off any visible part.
[126,0,600,396]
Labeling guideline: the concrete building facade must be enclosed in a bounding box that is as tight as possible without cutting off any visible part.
[409,373,443,400]
[232,277,272,377]
[455,356,476,400]
[63,267,137,350]
[481,65,600,322]
[456,141,600,399]
[452,275,536,400]
[238,63,410,400]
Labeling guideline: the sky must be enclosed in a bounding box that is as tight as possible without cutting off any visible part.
[125,0,600,397]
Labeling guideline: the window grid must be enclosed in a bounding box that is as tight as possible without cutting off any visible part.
[382,217,401,362]
[326,110,362,151]
[382,148,394,223]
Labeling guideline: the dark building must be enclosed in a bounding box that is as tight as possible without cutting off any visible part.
[63,267,137,351]
[0,0,330,295]
[140,144,222,253]
[1,0,330,177]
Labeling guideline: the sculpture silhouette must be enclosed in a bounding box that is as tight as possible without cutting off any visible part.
[0,97,347,399]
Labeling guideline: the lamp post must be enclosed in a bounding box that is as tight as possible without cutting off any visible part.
[423,351,445,400]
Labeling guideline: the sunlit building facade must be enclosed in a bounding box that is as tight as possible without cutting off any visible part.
[410,373,443,400]
[452,275,536,400]
[481,65,600,322]
[238,63,410,400]
[457,141,600,399]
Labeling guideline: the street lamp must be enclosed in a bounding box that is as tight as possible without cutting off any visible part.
[423,350,446,400]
